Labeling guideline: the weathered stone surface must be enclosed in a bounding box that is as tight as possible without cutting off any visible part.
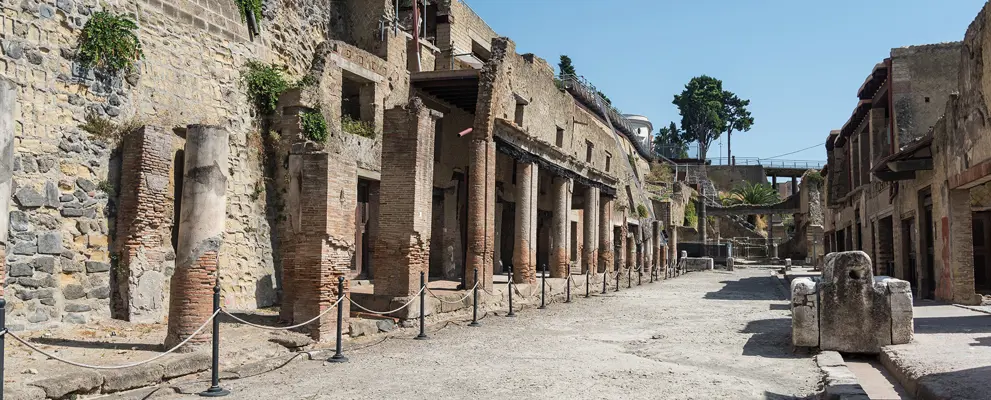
[86,261,110,273]
[9,210,28,231]
[37,231,63,254]
[819,251,891,354]
[64,303,91,312]
[14,187,44,207]
[76,177,96,192]
[88,285,110,299]
[682,257,714,272]
[885,278,915,345]
[791,277,819,347]
[44,181,59,208]
[63,312,88,324]
[5,384,46,400]
[32,256,55,273]
[62,259,84,272]
[160,352,210,379]
[9,262,32,277]
[349,319,378,337]
[100,364,164,393]
[63,283,86,300]
[26,309,49,323]
[376,319,397,332]
[10,241,36,255]
[30,370,103,399]
[269,332,315,349]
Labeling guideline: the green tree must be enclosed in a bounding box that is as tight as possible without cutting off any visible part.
[723,92,754,164]
[596,90,612,105]
[726,181,779,206]
[672,75,726,160]
[654,121,689,159]
[558,55,576,78]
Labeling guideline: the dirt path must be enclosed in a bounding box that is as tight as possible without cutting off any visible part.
[117,267,822,399]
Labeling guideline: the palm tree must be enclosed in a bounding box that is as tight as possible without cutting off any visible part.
[726,181,779,206]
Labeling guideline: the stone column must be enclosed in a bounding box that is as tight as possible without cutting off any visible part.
[618,213,628,277]
[550,176,571,278]
[467,38,514,292]
[583,186,599,274]
[373,100,440,297]
[512,161,538,284]
[652,221,661,276]
[165,125,229,350]
[698,200,707,256]
[599,196,614,273]
[941,188,981,304]
[0,79,13,297]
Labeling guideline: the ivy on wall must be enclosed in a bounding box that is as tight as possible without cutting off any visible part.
[234,0,263,37]
[77,11,144,73]
[300,109,329,142]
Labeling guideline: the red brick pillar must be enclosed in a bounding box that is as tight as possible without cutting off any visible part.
[583,186,599,274]
[512,161,538,284]
[550,176,570,278]
[165,125,229,350]
[618,213,627,277]
[115,126,175,323]
[467,37,515,292]
[290,151,355,341]
[0,78,13,298]
[374,99,440,297]
[599,196,614,273]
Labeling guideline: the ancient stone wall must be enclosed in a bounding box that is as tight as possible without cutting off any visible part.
[890,42,962,149]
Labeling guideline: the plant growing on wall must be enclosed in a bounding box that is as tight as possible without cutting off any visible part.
[637,203,649,218]
[726,181,779,206]
[804,170,825,187]
[77,11,144,73]
[684,201,698,227]
[342,115,376,139]
[242,61,290,115]
[234,0,263,23]
[300,109,329,142]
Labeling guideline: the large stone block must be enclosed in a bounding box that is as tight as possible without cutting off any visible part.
[790,277,819,347]
[820,251,892,353]
[884,278,915,345]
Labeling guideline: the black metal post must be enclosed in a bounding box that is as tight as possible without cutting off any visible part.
[328,276,348,363]
[585,269,590,298]
[628,266,632,288]
[615,269,620,292]
[415,271,428,340]
[565,275,571,303]
[469,268,480,327]
[507,266,516,317]
[199,283,229,397]
[538,264,546,309]
[638,266,642,286]
[601,269,607,294]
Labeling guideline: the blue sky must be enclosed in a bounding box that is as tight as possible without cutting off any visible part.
[466,0,986,162]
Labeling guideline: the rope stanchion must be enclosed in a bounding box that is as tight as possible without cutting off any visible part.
[349,289,422,316]
[616,269,621,292]
[565,275,571,303]
[200,283,229,397]
[601,269,608,294]
[222,296,345,330]
[638,265,642,286]
[8,309,219,370]
[507,266,516,317]
[415,271,428,340]
[469,269,481,327]
[538,264,547,310]
[585,269,591,298]
[628,266,633,289]
[1,298,5,400]
[329,276,348,363]
[427,285,476,305]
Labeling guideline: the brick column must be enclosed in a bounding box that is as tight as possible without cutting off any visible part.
[374,99,440,297]
[289,151,355,341]
[115,127,175,323]
[512,161,538,284]
[636,228,645,271]
[165,125,229,350]
[467,38,515,292]
[599,196,613,273]
[618,214,627,276]
[0,79,12,297]
[550,176,570,278]
[583,186,599,274]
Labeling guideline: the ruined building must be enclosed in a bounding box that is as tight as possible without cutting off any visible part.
[823,5,991,305]
[0,0,671,336]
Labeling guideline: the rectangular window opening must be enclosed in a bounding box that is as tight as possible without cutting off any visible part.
[556,127,565,147]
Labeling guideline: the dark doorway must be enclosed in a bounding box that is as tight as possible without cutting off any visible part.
[922,190,936,300]
[613,226,623,271]
[356,179,374,279]
[836,229,845,252]
[902,218,918,291]
[973,211,991,293]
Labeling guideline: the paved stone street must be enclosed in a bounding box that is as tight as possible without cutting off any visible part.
[131,268,821,399]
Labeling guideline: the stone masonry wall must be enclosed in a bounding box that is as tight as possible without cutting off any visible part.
[890,42,962,149]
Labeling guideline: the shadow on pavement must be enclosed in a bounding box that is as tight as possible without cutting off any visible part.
[914,315,991,334]
[704,276,784,301]
[740,318,803,359]
[972,336,991,347]
[915,366,991,399]
[30,337,162,351]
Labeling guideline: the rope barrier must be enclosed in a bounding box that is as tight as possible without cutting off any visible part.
[7,309,220,370]
[348,286,426,315]
[567,274,583,289]
[427,282,479,304]
[221,295,346,331]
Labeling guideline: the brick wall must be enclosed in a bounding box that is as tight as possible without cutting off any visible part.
[114,126,178,323]
[374,99,438,296]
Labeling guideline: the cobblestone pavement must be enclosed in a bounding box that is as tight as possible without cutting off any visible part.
[126,267,823,399]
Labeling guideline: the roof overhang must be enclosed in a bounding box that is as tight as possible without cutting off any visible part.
[411,70,480,114]
[872,133,933,182]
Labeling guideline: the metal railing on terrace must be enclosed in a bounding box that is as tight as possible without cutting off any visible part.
[559,74,654,161]
[705,157,825,169]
